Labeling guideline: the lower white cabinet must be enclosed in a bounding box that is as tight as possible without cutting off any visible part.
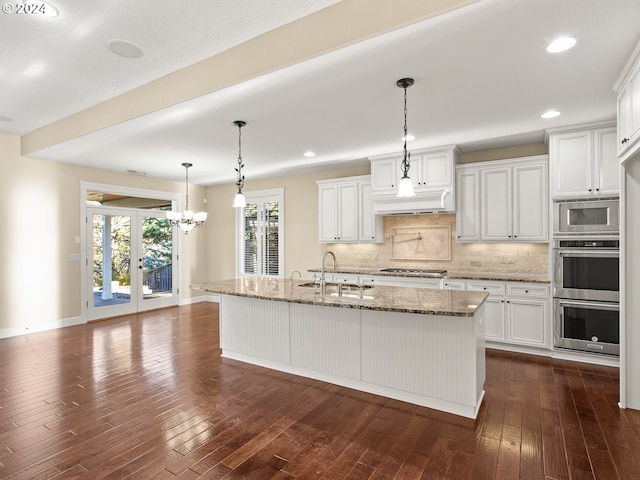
[465,279,550,349]
[375,276,442,289]
[442,280,466,290]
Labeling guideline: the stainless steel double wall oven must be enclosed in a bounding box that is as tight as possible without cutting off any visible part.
[552,198,620,356]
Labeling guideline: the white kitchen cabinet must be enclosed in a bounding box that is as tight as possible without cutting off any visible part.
[464,280,550,348]
[442,279,466,290]
[467,281,506,343]
[317,175,382,243]
[375,276,442,289]
[412,152,454,192]
[506,299,548,348]
[481,166,512,240]
[358,181,383,243]
[511,161,549,241]
[370,158,398,195]
[455,169,481,242]
[614,38,640,162]
[333,273,359,284]
[548,124,618,197]
[505,284,550,349]
[457,156,548,243]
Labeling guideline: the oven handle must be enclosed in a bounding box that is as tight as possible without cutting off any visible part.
[555,250,619,258]
[555,299,620,311]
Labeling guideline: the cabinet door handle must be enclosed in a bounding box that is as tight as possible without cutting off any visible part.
[596,188,600,192]
[588,188,593,192]
[622,138,629,144]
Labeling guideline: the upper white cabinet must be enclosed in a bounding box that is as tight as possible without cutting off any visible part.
[369,146,459,214]
[456,156,548,243]
[316,175,382,244]
[455,169,481,242]
[358,181,383,242]
[614,38,640,162]
[548,124,618,198]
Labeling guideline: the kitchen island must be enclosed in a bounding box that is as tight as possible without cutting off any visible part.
[191,278,488,418]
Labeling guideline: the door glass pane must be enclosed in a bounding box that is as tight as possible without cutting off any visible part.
[563,307,619,344]
[562,256,619,291]
[568,207,608,226]
[242,202,258,275]
[142,216,173,301]
[264,201,279,276]
[92,214,131,308]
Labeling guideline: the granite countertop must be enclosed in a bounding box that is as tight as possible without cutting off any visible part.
[308,267,550,284]
[190,277,488,317]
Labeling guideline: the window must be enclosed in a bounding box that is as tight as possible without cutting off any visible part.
[236,189,284,277]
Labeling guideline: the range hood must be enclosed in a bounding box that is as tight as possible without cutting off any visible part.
[372,188,453,215]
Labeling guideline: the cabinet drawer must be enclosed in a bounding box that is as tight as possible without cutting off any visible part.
[358,276,378,285]
[506,284,549,298]
[443,280,466,290]
[467,282,504,296]
[334,274,359,284]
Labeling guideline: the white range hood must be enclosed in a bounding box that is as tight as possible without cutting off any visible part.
[371,188,453,215]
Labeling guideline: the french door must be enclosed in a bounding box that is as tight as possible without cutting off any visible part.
[86,207,177,320]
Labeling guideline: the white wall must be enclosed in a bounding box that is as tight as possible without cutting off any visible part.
[0,132,208,336]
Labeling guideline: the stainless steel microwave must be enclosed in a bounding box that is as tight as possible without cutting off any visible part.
[553,199,619,236]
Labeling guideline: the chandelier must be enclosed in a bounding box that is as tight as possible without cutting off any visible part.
[233,120,247,208]
[166,162,207,234]
[396,77,416,198]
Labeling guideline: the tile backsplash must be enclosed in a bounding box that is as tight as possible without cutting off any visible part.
[327,214,549,274]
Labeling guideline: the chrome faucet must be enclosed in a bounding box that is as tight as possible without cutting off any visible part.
[289,270,301,283]
[321,250,338,292]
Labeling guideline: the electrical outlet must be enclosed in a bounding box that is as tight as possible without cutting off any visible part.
[499,255,507,263]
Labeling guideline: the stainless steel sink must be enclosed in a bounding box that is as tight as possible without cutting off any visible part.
[297,282,374,298]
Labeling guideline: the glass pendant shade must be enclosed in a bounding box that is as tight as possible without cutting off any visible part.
[397,176,416,197]
[233,192,246,208]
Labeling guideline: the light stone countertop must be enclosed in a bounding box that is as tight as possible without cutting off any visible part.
[191,277,488,317]
[308,267,550,284]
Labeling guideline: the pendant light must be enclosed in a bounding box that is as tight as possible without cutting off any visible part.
[396,77,416,198]
[166,162,207,234]
[233,120,247,208]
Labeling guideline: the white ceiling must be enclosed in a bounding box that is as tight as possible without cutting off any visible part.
[3,0,640,186]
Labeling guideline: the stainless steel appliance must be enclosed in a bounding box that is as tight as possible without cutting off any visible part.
[553,198,619,236]
[554,299,619,356]
[552,237,620,356]
[552,239,619,302]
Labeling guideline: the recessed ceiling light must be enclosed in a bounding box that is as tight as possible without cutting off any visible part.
[304,151,316,157]
[0,115,13,122]
[107,39,144,59]
[402,134,415,141]
[541,110,561,119]
[546,37,576,53]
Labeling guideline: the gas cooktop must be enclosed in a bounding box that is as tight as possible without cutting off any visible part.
[379,268,447,277]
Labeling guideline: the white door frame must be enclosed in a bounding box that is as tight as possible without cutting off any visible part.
[80,182,182,322]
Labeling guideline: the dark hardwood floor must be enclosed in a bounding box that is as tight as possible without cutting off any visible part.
[1,302,639,479]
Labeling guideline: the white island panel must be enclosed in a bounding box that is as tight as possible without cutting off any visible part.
[290,303,360,379]
[220,295,290,364]
[361,307,485,414]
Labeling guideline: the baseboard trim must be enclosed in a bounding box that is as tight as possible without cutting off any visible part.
[0,316,84,340]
